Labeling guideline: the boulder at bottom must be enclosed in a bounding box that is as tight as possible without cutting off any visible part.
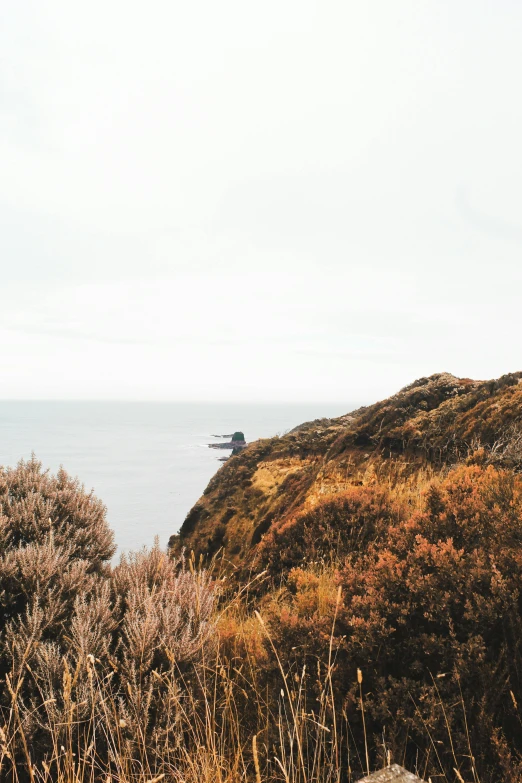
[356,765,426,783]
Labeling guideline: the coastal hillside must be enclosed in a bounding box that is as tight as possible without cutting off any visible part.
[4,374,522,781]
[163,370,522,779]
[170,371,522,565]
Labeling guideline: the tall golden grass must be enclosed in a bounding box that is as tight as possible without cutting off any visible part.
[0,583,350,783]
[0,570,490,783]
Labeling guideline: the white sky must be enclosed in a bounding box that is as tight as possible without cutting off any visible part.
[1,0,521,403]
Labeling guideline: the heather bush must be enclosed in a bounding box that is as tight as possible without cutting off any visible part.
[257,484,404,574]
[0,460,217,780]
[113,544,216,670]
[0,458,115,687]
[245,465,522,781]
[0,456,115,565]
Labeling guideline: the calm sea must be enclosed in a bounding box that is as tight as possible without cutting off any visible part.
[0,401,355,554]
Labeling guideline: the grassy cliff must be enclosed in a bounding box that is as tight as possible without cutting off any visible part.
[170,371,522,565]
[162,371,522,781]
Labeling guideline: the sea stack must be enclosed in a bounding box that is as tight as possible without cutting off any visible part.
[208,431,247,454]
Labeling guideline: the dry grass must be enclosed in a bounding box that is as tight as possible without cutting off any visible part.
[0,559,497,783]
[3,458,522,782]
[251,460,310,499]
[0,582,351,783]
[2,555,518,783]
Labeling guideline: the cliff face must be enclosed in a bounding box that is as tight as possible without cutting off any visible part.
[169,371,522,564]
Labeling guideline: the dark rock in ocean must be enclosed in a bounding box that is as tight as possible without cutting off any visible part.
[208,431,247,451]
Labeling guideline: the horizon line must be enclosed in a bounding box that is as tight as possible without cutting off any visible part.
[0,397,366,406]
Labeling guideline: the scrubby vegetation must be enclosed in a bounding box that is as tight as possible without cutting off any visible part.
[4,373,522,781]
[248,465,522,781]
[0,459,216,782]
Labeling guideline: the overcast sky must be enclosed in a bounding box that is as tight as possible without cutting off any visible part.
[1,1,521,403]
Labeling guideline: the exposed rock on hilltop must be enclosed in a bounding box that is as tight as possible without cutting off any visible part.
[169,371,522,563]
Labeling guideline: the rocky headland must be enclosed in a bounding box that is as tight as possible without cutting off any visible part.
[170,371,522,561]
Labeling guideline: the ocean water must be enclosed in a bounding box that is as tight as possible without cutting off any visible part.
[0,401,355,554]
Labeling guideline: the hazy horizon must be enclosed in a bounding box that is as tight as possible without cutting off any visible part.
[0,396,367,405]
[2,1,521,402]
[0,367,512,405]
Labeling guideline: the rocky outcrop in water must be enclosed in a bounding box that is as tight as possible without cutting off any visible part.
[208,431,246,451]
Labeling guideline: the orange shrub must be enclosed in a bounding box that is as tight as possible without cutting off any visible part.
[260,466,522,781]
[258,484,405,573]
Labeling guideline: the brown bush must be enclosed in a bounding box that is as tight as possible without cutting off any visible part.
[255,465,522,781]
[258,484,405,574]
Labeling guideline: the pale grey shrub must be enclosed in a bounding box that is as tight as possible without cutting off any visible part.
[0,459,218,775]
[0,456,115,566]
[114,543,216,669]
